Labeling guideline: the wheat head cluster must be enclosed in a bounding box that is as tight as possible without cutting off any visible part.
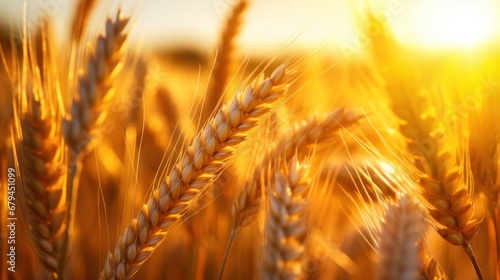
[0,0,499,279]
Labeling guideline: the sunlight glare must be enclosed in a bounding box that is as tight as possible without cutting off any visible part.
[403,0,496,49]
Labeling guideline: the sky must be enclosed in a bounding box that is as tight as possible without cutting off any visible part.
[0,0,499,52]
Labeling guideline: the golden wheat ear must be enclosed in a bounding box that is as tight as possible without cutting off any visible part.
[233,108,361,228]
[377,195,425,280]
[216,108,360,279]
[261,156,311,280]
[64,10,129,158]
[63,10,129,247]
[102,63,297,279]
[14,81,68,278]
[389,89,483,279]
[205,0,248,122]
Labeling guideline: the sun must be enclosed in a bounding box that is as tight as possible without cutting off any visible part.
[395,0,497,49]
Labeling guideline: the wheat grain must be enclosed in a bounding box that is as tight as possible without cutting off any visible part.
[378,195,424,280]
[101,63,296,279]
[232,108,361,227]
[262,157,310,280]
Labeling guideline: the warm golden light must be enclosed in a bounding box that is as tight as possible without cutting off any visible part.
[399,0,496,49]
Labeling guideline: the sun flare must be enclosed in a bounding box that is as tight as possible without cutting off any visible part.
[400,0,497,49]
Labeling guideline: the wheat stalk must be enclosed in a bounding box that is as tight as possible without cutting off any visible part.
[378,195,424,280]
[262,156,310,280]
[101,63,296,279]
[232,108,361,227]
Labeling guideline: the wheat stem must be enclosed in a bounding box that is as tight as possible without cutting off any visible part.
[463,242,483,280]
[216,223,238,280]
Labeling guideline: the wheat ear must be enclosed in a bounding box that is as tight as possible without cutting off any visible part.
[205,0,248,120]
[389,89,483,279]
[232,108,360,227]
[63,13,128,262]
[262,157,310,280]
[378,195,424,280]
[15,84,68,279]
[102,63,296,279]
[64,10,128,156]
[220,109,359,278]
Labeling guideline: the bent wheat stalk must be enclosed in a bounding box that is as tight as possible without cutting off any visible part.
[102,63,296,279]
[262,157,310,280]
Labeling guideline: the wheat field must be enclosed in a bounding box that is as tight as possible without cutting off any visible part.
[0,0,499,279]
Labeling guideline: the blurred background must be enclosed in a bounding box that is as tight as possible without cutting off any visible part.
[1,0,500,54]
[2,0,500,279]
